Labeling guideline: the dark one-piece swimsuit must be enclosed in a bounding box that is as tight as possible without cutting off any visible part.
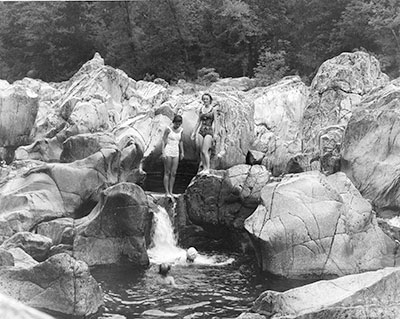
[199,109,214,137]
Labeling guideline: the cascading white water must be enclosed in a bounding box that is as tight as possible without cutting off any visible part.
[147,205,186,264]
[147,204,234,266]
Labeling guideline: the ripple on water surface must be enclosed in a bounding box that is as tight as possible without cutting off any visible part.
[88,252,316,319]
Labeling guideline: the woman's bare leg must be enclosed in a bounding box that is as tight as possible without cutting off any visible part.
[197,134,204,173]
[201,135,213,172]
[169,157,179,195]
[163,156,172,196]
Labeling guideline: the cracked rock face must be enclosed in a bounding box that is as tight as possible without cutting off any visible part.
[0,253,103,316]
[246,76,309,176]
[342,81,400,211]
[244,171,398,278]
[301,51,389,155]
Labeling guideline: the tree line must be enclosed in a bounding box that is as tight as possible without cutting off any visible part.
[0,0,398,85]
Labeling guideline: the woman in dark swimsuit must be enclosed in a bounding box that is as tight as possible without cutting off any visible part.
[191,93,216,174]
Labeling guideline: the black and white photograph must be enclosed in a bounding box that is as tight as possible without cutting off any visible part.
[0,0,399,318]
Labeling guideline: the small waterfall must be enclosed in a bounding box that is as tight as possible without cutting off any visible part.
[147,204,234,266]
[147,205,186,264]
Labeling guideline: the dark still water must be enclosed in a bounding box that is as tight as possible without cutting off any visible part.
[88,252,314,319]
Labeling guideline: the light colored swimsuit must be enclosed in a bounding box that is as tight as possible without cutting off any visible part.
[164,127,183,157]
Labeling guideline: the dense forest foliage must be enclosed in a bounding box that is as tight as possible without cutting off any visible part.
[0,0,399,85]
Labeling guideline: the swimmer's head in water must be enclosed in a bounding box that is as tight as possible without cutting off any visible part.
[186,247,198,262]
[159,263,171,276]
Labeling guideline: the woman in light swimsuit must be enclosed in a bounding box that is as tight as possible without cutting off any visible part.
[191,93,216,174]
[162,115,184,198]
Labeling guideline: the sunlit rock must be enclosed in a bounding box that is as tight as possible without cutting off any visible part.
[245,171,398,278]
[0,150,119,242]
[302,51,389,155]
[252,267,400,318]
[1,232,52,262]
[7,247,38,268]
[0,292,55,319]
[73,183,151,266]
[0,169,66,242]
[246,76,309,175]
[342,80,400,211]
[0,253,103,316]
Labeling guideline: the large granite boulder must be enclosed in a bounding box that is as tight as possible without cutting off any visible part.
[185,165,270,229]
[0,292,55,319]
[244,171,398,278]
[252,267,400,319]
[0,253,103,317]
[301,51,389,155]
[73,182,151,266]
[0,84,39,149]
[246,76,309,175]
[342,80,400,211]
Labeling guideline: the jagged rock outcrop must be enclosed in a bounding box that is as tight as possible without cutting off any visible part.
[342,80,400,211]
[301,51,389,156]
[246,76,309,176]
[73,182,151,266]
[252,267,400,319]
[244,171,398,278]
[0,253,103,316]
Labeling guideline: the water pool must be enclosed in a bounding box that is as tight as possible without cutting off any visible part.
[89,252,314,319]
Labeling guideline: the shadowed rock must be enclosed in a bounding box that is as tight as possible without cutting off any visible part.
[0,84,39,149]
[73,182,151,266]
[186,165,270,229]
[1,232,52,262]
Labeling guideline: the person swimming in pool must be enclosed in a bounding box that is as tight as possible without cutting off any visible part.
[158,263,177,287]
[186,247,198,263]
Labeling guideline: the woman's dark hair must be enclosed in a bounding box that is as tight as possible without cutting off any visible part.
[173,114,183,123]
[201,93,213,103]
[159,263,171,276]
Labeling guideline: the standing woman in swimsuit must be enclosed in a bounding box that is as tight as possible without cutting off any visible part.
[191,93,216,174]
[162,115,184,198]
